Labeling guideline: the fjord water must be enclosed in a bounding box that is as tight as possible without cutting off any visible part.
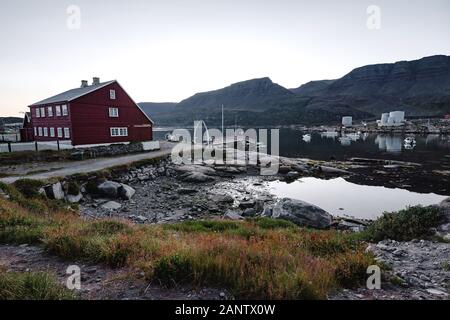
[155,127,449,218]
[267,177,447,219]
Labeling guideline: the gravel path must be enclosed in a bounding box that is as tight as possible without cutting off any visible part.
[0,141,176,184]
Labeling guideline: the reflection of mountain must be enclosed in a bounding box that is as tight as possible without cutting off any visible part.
[375,135,402,153]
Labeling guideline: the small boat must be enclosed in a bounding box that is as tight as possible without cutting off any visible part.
[404,137,416,145]
[302,134,311,142]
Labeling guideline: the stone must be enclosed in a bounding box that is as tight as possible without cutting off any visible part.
[209,194,234,204]
[181,172,215,183]
[118,184,136,200]
[224,211,244,220]
[319,166,350,174]
[278,166,291,174]
[239,201,255,209]
[426,288,448,296]
[271,198,333,229]
[242,208,256,217]
[177,188,199,195]
[0,188,10,200]
[66,193,83,203]
[43,182,65,200]
[101,201,122,210]
[97,181,122,198]
[286,171,300,179]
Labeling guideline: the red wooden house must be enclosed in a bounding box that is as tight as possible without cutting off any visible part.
[28,78,153,146]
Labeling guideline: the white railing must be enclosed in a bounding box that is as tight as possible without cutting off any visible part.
[0,140,74,153]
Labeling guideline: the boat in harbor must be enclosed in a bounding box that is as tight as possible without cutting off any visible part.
[302,134,312,142]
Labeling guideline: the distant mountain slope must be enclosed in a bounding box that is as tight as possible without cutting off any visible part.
[176,77,294,111]
[141,55,450,126]
[290,80,335,96]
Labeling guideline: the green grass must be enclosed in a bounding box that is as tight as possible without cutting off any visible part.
[360,206,446,242]
[0,195,375,299]
[0,270,76,300]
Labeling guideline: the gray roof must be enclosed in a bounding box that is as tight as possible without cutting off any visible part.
[30,80,116,106]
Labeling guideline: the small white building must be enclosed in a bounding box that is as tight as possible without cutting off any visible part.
[342,116,353,127]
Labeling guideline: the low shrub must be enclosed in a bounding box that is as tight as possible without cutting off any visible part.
[13,179,45,198]
[0,270,76,300]
[361,206,445,242]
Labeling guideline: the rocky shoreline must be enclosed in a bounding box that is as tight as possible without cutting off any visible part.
[28,154,449,300]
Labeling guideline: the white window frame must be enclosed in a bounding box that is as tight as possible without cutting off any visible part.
[64,127,70,139]
[36,108,40,118]
[38,127,43,136]
[57,128,63,138]
[34,127,37,136]
[109,107,119,117]
[50,127,55,137]
[55,105,61,116]
[40,107,45,117]
[43,127,48,137]
[110,89,116,100]
[47,106,53,117]
[62,104,68,116]
[110,127,128,137]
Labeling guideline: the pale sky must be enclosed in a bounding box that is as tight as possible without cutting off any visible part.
[1,0,450,117]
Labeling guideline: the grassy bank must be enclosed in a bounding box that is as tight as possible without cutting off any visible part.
[1,180,445,300]
[0,268,76,300]
[0,182,374,299]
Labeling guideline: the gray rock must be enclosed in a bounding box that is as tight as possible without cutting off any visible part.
[242,208,256,217]
[286,171,300,179]
[177,188,198,195]
[209,194,234,204]
[43,182,65,200]
[0,188,10,200]
[319,166,350,174]
[97,181,122,198]
[224,211,244,220]
[101,201,122,210]
[271,198,332,229]
[181,172,215,183]
[239,201,255,209]
[66,193,83,203]
[118,184,136,200]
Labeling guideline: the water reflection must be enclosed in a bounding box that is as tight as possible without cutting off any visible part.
[375,135,403,153]
[267,177,447,219]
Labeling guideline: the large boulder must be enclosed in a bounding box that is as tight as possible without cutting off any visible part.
[66,193,83,203]
[97,181,122,198]
[271,198,333,229]
[118,184,136,200]
[439,197,450,222]
[43,182,65,200]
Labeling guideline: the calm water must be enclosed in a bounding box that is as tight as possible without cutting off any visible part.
[267,177,447,219]
[155,127,450,218]
[154,127,450,168]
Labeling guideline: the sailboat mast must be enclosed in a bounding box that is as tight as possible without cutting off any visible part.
[221,104,224,138]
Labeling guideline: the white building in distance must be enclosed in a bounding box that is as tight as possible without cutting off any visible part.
[377,111,405,127]
[342,116,353,127]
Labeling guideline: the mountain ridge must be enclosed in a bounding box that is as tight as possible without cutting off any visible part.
[140,55,450,126]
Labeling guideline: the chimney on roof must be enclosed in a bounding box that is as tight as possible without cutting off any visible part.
[92,77,100,85]
[81,80,88,88]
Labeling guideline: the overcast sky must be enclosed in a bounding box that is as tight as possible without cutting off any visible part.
[1,0,450,116]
